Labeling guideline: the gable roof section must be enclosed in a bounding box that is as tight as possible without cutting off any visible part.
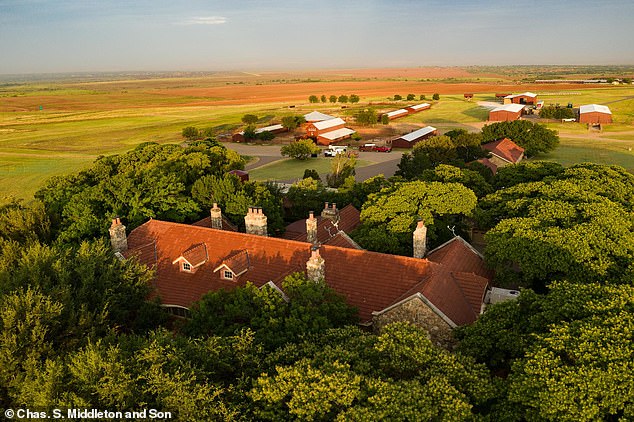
[491,104,525,113]
[408,103,431,111]
[477,157,499,175]
[313,117,345,131]
[386,109,409,118]
[214,249,250,276]
[319,127,355,141]
[505,92,537,99]
[398,126,437,143]
[482,138,524,164]
[176,243,208,267]
[304,111,335,122]
[191,215,239,232]
[579,104,612,115]
[283,204,361,246]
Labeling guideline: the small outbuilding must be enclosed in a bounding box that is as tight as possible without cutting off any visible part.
[579,104,612,124]
[504,92,538,105]
[489,104,525,122]
[478,138,524,174]
[406,103,431,113]
[392,126,437,149]
[227,169,249,182]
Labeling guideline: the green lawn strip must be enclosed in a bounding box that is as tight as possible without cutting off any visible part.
[534,137,634,172]
[249,158,374,181]
[0,154,95,200]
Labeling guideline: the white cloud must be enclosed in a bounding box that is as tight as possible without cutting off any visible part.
[178,16,227,25]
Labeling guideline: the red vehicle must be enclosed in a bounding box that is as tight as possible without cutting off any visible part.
[359,143,391,152]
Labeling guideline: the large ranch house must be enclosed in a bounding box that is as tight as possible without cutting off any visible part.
[579,104,612,124]
[110,202,517,348]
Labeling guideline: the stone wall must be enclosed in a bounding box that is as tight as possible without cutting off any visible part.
[373,296,456,349]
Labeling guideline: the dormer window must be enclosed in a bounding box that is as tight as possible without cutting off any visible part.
[213,250,250,282]
[172,243,208,274]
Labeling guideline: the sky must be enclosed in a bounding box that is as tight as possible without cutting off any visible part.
[1,0,633,74]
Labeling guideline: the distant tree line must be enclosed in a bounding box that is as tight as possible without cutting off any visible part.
[309,94,360,104]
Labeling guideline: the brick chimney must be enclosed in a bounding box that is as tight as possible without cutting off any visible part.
[306,211,318,245]
[306,246,325,282]
[109,217,128,253]
[321,202,340,223]
[244,207,267,236]
[210,203,223,230]
[413,220,427,259]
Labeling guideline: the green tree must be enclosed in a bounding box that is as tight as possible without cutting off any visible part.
[381,114,389,125]
[406,94,415,101]
[241,114,258,125]
[338,95,349,103]
[355,109,377,126]
[432,93,440,100]
[327,153,356,188]
[419,94,426,100]
[329,95,337,103]
[281,115,299,131]
[182,126,199,141]
[539,105,576,120]
[243,124,257,141]
[349,94,360,104]
[321,95,327,103]
[281,139,321,160]
[354,181,478,254]
[420,164,493,198]
[308,95,319,103]
[256,131,275,141]
[302,169,320,180]
[481,120,559,156]
[393,94,402,101]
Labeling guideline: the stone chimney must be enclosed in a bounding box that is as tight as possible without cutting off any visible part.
[109,217,128,253]
[306,246,325,282]
[413,220,427,259]
[321,202,340,223]
[244,207,267,236]
[210,203,223,230]
[306,211,318,245]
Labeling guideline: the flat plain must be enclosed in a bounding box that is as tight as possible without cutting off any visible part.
[1,67,633,200]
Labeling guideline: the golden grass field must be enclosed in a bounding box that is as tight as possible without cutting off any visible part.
[1,67,633,201]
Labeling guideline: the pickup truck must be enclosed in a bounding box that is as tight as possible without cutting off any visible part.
[359,143,392,152]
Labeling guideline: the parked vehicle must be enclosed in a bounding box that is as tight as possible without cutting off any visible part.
[359,143,391,152]
[324,146,347,157]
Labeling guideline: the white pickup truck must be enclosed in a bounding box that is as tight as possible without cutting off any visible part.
[324,146,347,157]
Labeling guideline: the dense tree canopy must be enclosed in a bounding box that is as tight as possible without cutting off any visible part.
[353,181,478,255]
[280,139,321,160]
[481,120,559,156]
[35,141,245,242]
[476,163,634,288]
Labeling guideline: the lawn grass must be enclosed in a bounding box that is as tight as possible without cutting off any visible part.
[535,137,634,172]
[249,157,373,182]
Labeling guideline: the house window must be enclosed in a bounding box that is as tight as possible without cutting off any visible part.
[182,262,191,272]
[223,270,234,280]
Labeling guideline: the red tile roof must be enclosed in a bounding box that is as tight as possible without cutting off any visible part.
[125,220,491,325]
[283,204,361,248]
[477,157,499,175]
[217,249,250,276]
[482,138,524,164]
[192,215,239,232]
[181,243,208,267]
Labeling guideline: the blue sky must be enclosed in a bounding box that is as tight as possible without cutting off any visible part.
[1,0,633,74]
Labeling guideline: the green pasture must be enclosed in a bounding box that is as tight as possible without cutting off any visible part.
[249,157,373,182]
[1,82,633,202]
[536,137,634,172]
